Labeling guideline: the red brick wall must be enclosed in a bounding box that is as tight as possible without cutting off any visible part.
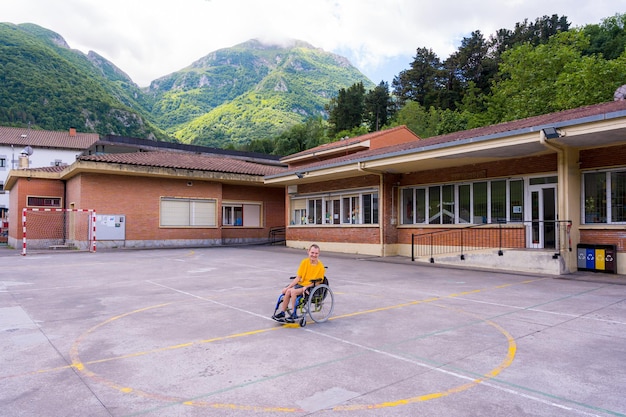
[8,178,66,239]
[399,154,557,185]
[580,229,626,251]
[296,174,379,194]
[398,227,526,249]
[580,144,626,170]
[289,226,380,244]
[73,174,223,241]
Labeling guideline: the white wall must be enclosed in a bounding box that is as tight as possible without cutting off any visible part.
[0,146,84,216]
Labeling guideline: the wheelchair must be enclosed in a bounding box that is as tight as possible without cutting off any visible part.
[272,276,334,327]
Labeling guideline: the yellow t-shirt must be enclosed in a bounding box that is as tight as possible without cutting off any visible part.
[296,258,325,287]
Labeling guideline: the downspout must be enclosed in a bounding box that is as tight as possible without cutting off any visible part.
[539,130,569,261]
[358,162,385,257]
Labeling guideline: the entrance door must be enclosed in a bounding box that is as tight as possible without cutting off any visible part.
[528,184,557,249]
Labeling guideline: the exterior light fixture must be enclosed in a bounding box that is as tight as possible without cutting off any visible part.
[542,127,560,139]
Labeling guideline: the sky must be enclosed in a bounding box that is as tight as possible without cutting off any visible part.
[2,0,625,87]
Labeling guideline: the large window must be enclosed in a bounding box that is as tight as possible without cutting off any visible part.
[290,189,379,225]
[401,179,524,225]
[160,197,216,227]
[583,170,626,224]
[28,196,62,208]
[222,202,262,227]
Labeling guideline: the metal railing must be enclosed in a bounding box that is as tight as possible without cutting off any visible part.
[268,226,286,245]
[411,220,572,263]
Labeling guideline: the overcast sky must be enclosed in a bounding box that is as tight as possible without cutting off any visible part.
[2,0,625,87]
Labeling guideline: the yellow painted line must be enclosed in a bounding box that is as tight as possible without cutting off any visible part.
[10,277,546,412]
[333,309,518,411]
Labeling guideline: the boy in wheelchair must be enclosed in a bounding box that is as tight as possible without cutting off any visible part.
[272,244,325,323]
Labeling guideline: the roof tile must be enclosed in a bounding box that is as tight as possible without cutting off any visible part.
[0,127,99,149]
[79,152,287,176]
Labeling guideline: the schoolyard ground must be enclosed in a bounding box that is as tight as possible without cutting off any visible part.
[1,245,625,417]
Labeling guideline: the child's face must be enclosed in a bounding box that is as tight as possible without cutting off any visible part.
[308,247,320,262]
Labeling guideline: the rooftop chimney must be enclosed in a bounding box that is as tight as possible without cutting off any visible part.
[69,127,76,137]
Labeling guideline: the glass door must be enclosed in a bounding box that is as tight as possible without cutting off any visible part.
[528,184,557,249]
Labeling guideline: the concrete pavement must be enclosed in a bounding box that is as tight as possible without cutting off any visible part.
[1,245,625,416]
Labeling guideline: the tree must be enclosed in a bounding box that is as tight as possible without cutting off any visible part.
[327,82,366,135]
[447,30,495,98]
[392,47,443,107]
[487,31,588,123]
[583,13,626,60]
[364,81,393,131]
[489,14,571,57]
[555,52,626,108]
[393,101,436,138]
[273,116,327,155]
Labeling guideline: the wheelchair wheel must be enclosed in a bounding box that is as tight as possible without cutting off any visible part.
[306,284,334,323]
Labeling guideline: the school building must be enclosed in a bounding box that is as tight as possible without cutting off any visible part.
[4,100,626,275]
[265,101,626,275]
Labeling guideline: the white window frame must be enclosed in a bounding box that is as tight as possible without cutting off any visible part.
[160,197,216,227]
[290,188,379,226]
[27,195,62,208]
[222,201,262,227]
[582,168,626,224]
[400,178,525,225]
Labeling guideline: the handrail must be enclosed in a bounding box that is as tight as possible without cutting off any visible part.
[411,220,572,263]
[268,226,286,245]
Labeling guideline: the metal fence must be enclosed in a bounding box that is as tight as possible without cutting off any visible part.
[411,220,572,263]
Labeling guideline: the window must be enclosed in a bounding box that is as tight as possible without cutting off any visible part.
[160,197,216,227]
[290,189,379,226]
[583,170,626,224]
[0,157,6,168]
[401,179,524,225]
[362,193,378,224]
[491,180,506,223]
[28,196,62,207]
[342,196,359,224]
[222,202,262,227]
[308,198,323,224]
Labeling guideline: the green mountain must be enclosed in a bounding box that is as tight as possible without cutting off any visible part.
[0,23,374,148]
[0,23,167,140]
[146,39,375,147]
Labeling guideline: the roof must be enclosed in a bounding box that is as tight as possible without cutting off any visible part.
[0,127,100,150]
[78,152,288,176]
[94,135,284,163]
[277,100,626,173]
[280,125,419,165]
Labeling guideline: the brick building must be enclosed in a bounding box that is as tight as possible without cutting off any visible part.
[266,103,626,275]
[4,101,626,276]
[5,151,287,250]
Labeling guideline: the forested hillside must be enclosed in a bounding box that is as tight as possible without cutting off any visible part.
[146,39,374,147]
[0,23,167,140]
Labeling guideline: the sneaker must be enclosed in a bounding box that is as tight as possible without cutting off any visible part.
[285,313,297,323]
[272,311,285,321]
